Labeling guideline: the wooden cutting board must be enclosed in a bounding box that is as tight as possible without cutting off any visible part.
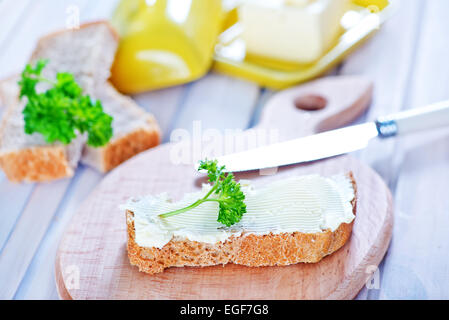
[55,76,393,300]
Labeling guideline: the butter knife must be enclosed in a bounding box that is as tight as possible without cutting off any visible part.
[216,100,449,172]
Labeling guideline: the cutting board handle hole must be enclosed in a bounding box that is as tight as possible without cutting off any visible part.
[294,94,327,111]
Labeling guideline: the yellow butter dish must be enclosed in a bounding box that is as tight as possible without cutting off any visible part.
[213,0,397,89]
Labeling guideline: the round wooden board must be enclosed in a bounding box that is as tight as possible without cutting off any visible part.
[56,76,393,300]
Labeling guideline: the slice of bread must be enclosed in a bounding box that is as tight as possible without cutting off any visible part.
[81,82,161,172]
[0,22,161,182]
[0,76,20,109]
[29,21,119,95]
[126,173,357,275]
[0,78,85,182]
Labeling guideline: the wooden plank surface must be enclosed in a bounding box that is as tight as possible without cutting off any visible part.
[170,73,260,133]
[14,166,103,299]
[377,0,449,299]
[0,0,118,300]
[339,0,425,299]
[1,0,448,299]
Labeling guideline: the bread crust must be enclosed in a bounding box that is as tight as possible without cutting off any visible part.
[126,173,357,274]
[84,123,161,173]
[81,82,162,172]
[103,125,161,172]
[0,146,73,183]
[0,90,77,183]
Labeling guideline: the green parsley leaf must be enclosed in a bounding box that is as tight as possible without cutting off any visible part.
[18,59,113,147]
[159,159,247,227]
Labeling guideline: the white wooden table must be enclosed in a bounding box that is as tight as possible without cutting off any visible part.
[1,0,448,300]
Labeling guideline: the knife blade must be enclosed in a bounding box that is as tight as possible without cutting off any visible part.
[215,100,449,172]
[216,123,379,172]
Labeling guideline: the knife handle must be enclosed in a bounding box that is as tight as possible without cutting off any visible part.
[376,100,449,138]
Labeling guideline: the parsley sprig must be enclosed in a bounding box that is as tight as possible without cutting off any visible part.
[159,159,247,227]
[18,59,113,147]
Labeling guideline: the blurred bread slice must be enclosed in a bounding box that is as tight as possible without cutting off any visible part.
[0,78,85,182]
[82,82,161,172]
[29,21,119,95]
[0,75,20,109]
[0,22,161,182]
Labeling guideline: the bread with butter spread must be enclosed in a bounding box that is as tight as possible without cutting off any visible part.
[125,173,357,275]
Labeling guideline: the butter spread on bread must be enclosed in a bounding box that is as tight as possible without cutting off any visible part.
[123,173,357,274]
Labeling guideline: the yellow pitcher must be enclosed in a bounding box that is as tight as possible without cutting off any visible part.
[110,0,224,94]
